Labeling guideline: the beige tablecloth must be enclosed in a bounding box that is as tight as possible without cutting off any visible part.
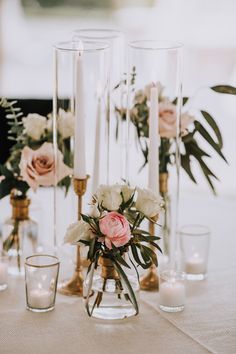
[0,195,236,354]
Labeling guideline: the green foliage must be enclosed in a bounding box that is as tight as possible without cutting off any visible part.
[211,85,236,95]
[0,97,73,197]
[114,78,233,194]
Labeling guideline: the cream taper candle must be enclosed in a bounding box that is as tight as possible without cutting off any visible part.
[148,85,159,194]
[74,42,86,179]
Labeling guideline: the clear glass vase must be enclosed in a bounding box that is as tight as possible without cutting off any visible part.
[2,196,38,275]
[83,257,139,320]
[127,40,183,269]
[73,29,126,184]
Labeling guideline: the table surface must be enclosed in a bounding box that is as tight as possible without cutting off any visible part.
[0,194,236,354]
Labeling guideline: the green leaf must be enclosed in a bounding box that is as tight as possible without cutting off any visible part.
[194,121,227,162]
[88,237,96,261]
[137,244,158,267]
[211,85,236,95]
[172,97,189,106]
[0,178,15,199]
[111,245,131,269]
[201,111,223,149]
[0,164,14,179]
[113,258,139,316]
[181,154,197,184]
[130,243,150,269]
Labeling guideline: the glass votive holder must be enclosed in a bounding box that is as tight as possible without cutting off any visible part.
[25,255,60,312]
[159,270,186,313]
[180,225,210,280]
[0,253,9,291]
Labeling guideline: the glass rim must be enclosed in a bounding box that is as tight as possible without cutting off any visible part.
[73,28,124,40]
[179,224,211,237]
[129,40,183,51]
[160,269,186,281]
[25,254,60,268]
[53,40,109,52]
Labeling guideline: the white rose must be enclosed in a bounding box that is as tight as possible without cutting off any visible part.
[64,220,93,245]
[22,113,47,140]
[135,188,163,218]
[96,184,122,211]
[58,108,75,139]
[90,203,100,218]
[120,185,134,203]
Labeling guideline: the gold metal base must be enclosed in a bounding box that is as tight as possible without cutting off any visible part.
[140,266,159,291]
[58,270,84,296]
[59,176,89,297]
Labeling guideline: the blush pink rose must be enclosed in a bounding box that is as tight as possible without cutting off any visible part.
[159,101,194,138]
[19,142,72,191]
[99,211,131,249]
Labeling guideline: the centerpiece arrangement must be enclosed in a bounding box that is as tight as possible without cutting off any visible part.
[115,73,231,257]
[64,183,163,319]
[0,98,72,274]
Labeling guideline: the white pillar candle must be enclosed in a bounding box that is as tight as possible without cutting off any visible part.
[185,253,206,274]
[160,279,186,307]
[92,96,101,194]
[28,289,54,309]
[0,262,8,285]
[74,42,86,179]
[148,86,159,194]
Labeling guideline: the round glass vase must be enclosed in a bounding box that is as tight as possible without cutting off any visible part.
[2,196,38,276]
[83,256,139,320]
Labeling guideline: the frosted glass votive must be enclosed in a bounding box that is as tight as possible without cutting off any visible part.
[159,270,186,313]
[25,255,60,312]
[180,225,210,280]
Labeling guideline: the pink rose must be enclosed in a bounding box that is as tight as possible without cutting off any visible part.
[0,176,5,183]
[99,211,131,249]
[19,142,72,191]
[159,101,194,138]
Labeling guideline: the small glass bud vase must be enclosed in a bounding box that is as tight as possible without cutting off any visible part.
[2,196,38,276]
[83,256,139,320]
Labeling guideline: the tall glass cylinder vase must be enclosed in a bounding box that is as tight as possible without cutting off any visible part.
[73,29,126,184]
[127,41,183,269]
[53,40,110,280]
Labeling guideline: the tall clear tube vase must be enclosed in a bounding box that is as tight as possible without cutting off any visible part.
[126,41,183,269]
[53,40,110,281]
[73,29,126,184]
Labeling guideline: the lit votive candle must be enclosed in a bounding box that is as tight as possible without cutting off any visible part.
[159,270,186,312]
[28,289,54,310]
[0,258,8,291]
[185,253,206,275]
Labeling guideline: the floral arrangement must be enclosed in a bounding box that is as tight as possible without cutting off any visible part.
[0,98,74,200]
[115,74,236,194]
[64,184,163,315]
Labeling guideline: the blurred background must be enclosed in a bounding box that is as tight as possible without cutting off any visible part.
[0,0,235,196]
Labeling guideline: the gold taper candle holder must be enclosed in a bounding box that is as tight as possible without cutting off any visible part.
[58,176,89,296]
[140,220,159,291]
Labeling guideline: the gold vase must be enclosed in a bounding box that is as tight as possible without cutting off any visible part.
[2,196,38,275]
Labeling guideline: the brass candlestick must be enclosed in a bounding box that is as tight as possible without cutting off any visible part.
[140,220,159,291]
[58,176,88,296]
